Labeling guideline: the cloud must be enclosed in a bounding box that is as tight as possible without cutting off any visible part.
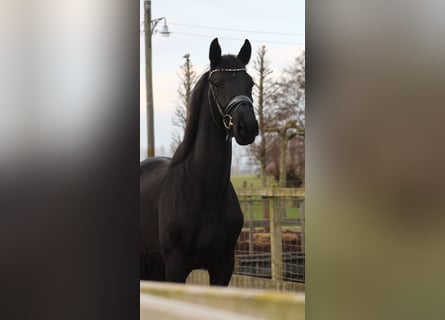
[260,45,304,80]
[140,81,146,115]
[140,71,179,116]
[153,71,178,114]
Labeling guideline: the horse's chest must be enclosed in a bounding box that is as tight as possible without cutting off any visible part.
[192,206,242,258]
[194,215,227,253]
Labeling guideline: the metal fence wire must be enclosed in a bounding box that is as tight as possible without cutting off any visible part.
[186,188,305,292]
[234,189,305,284]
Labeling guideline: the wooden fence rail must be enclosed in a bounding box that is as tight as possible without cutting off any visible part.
[141,281,305,320]
[236,187,305,198]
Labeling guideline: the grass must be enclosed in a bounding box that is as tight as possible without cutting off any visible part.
[240,200,301,220]
[230,173,277,189]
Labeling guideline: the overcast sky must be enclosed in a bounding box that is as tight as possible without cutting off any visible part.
[140,0,305,159]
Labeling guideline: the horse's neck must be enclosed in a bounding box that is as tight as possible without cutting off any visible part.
[185,101,232,197]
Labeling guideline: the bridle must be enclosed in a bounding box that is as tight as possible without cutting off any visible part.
[208,68,254,141]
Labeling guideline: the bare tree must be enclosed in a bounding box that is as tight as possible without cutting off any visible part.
[265,135,305,187]
[265,50,305,187]
[170,53,197,153]
[249,45,273,187]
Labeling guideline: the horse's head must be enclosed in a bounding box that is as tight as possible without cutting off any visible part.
[208,38,259,145]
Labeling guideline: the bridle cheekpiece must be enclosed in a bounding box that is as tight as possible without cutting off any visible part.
[208,68,254,141]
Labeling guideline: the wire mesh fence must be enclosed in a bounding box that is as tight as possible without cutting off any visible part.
[186,187,305,292]
[234,188,305,285]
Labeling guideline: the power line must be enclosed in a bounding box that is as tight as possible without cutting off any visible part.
[169,22,303,37]
[172,31,303,46]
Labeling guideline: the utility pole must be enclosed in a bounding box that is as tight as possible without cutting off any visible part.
[144,0,155,157]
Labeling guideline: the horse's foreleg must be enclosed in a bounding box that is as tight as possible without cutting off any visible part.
[140,253,166,281]
[208,252,235,286]
[164,252,190,283]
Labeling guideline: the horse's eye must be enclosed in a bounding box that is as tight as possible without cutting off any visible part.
[212,80,224,88]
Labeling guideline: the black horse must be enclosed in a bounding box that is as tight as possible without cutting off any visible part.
[140,38,258,285]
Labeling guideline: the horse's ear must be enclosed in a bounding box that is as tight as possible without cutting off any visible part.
[209,38,222,68]
[237,39,251,65]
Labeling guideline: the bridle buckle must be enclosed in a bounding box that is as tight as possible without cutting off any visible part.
[223,114,233,129]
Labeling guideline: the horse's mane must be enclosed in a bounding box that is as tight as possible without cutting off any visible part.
[171,70,210,165]
[171,55,244,166]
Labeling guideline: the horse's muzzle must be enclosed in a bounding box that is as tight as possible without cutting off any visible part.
[233,104,258,145]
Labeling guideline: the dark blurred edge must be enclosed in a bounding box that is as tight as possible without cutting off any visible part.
[306,1,445,320]
[0,2,140,320]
